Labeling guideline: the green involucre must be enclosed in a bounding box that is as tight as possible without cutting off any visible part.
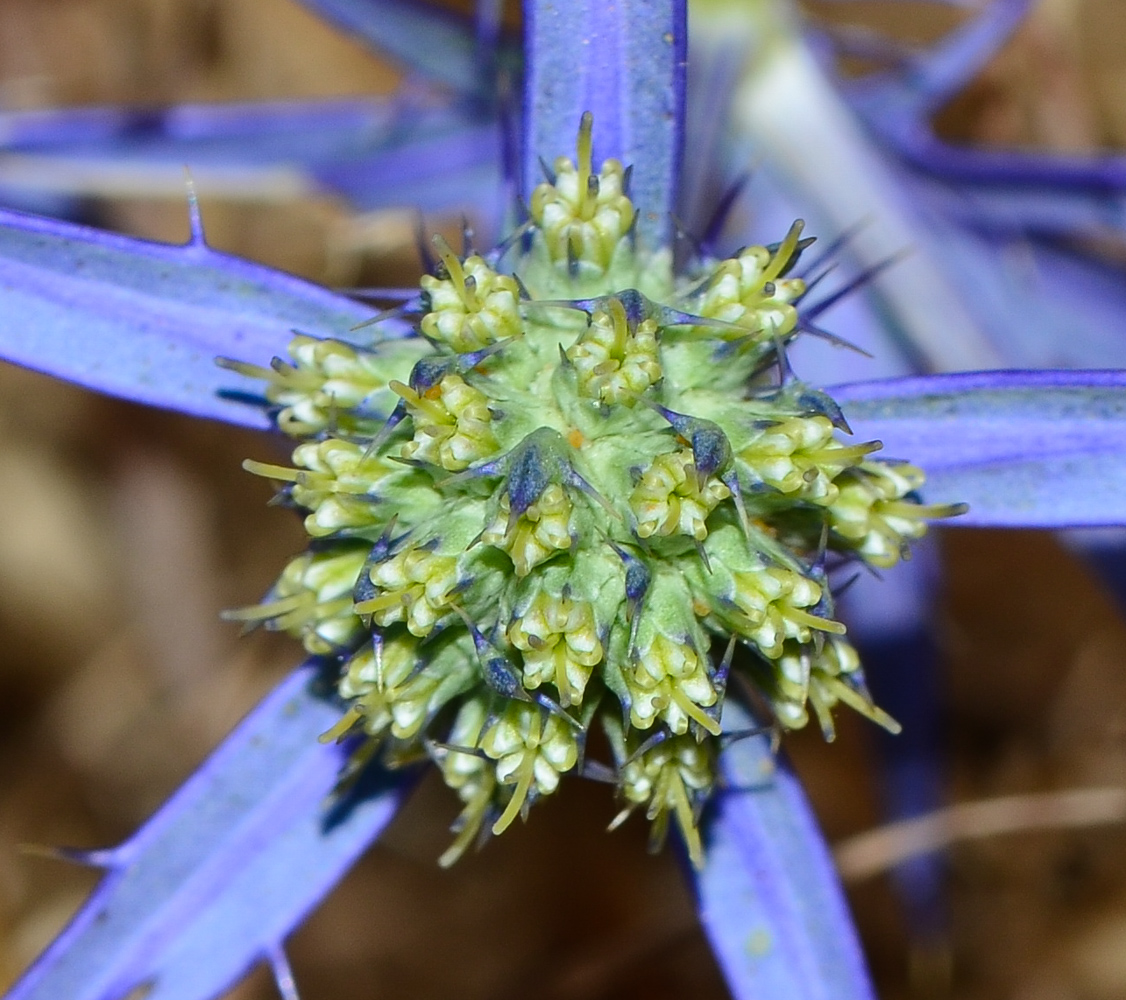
[231,116,958,867]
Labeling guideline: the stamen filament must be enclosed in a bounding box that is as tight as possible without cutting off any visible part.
[493,752,536,835]
[432,234,470,302]
[242,459,302,482]
[787,609,848,635]
[388,380,452,424]
[761,220,805,287]
[318,706,363,743]
[576,111,594,220]
[554,647,574,707]
[354,590,414,615]
[671,687,722,736]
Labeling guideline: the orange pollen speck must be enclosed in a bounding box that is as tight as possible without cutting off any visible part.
[424,385,443,400]
[567,428,585,449]
[692,598,712,617]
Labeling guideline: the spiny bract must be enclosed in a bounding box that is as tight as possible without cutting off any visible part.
[227,114,961,867]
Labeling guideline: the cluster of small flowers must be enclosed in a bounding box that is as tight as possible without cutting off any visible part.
[230,115,960,866]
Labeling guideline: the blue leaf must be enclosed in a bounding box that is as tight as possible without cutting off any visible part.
[698,702,876,1000]
[838,2,1126,193]
[0,99,500,219]
[844,0,1031,118]
[523,0,685,250]
[5,662,406,1000]
[0,207,385,428]
[903,201,1126,369]
[915,177,1126,244]
[312,118,503,218]
[866,112,1126,191]
[295,0,485,96]
[834,370,1126,526]
[0,99,396,164]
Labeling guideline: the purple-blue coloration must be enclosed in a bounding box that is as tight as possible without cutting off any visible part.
[840,0,1126,193]
[0,99,503,221]
[911,180,1126,249]
[836,370,1126,525]
[0,99,399,164]
[0,206,387,429]
[294,0,486,95]
[7,663,406,1000]
[312,119,505,220]
[838,0,1029,150]
[523,0,685,248]
[698,704,875,1000]
[901,203,1126,370]
[3,1,1126,999]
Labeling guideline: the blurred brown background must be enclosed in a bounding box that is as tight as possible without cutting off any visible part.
[1,1,1125,998]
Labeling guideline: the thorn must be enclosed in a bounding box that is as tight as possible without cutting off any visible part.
[834,571,865,599]
[722,470,752,541]
[566,468,621,521]
[567,233,580,278]
[799,263,838,301]
[695,539,712,573]
[609,542,651,652]
[762,234,816,278]
[536,287,735,335]
[266,944,301,1000]
[18,843,119,869]
[700,173,751,254]
[815,516,833,562]
[772,333,794,385]
[352,521,401,605]
[581,759,619,784]
[512,272,533,301]
[363,400,408,459]
[644,403,733,483]
[451,605,582,730]
[753,381,853,434]
[491,220,534,265]
[797,321,874,358]
[538,154,557,186]
[335,287,421,303]
[414,215,435,273]
[350,303,407,333]
[670,213,697,249]
[183,168,207,248]
[804,251,909,321]
[427,739,489,761]
[717,725,774,749]
[624,728,671,766]
[800,217,872,275]
[715,636,737,690]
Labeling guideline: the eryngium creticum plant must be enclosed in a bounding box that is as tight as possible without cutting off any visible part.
[6,3,1126,1000]
[223,110,959,866]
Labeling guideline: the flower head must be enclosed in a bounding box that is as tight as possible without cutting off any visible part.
[233,117,963,865]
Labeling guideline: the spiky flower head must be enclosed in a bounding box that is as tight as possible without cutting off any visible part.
[229,113,963,868]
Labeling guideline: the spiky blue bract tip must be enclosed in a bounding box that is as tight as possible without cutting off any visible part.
[229,115,959,867]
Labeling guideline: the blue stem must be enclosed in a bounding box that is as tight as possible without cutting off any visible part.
[522,0,685,250]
